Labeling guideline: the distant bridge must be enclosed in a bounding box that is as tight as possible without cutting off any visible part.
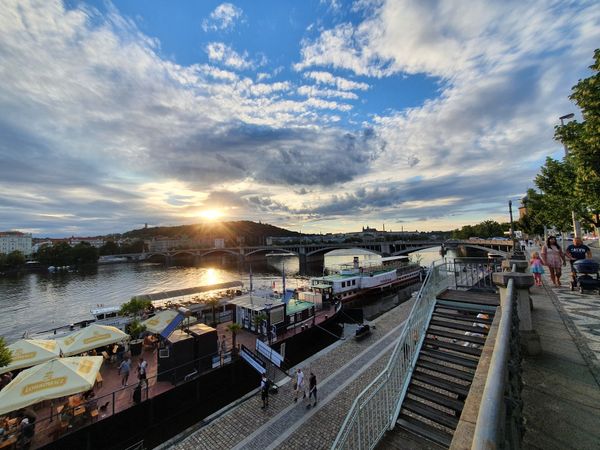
[108,239,513,265]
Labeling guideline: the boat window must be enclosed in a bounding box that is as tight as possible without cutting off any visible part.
[96,314,104,320]
[106,312,117,319]
[341,282,345,287]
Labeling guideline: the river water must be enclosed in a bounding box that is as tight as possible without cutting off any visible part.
[0,247,444,342]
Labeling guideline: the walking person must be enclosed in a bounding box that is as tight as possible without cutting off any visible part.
[137,357,148,387]
[293,368,305,403]
[541,236,565,287]
[307,372,317,408]
[529,251,545,286]
[260,374,270,409]
[118,356,131,387]
[132,382,142,405]
[566,237,593,284]
[219,334,227,361]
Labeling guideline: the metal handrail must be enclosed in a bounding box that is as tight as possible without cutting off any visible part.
[331,261,450,449]
[471,270,516,449]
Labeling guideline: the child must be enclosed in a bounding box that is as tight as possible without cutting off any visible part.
[530,251,545,286]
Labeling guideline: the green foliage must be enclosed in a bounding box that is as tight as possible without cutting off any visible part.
[451,220,509,240]
[120,297,152,317]
[99,240,120,256]
[252,313,267,330]
[126,319,147,340]
[517,189,546,236]
[0,336,12,368]
[554,48,600,228]
[202,296,221,326]
[533,157,576,232]
[0,250,26,270]
[35,241,99,267]
[226,322,241,354]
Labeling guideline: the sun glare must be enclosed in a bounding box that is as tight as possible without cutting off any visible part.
[200,209,222,220]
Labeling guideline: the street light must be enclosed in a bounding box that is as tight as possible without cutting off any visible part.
[558,113,581,238]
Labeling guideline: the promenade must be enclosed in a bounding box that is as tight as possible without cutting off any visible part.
[522,241,600,450]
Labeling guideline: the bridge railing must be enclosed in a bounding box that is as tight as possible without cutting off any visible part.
[446,257,503,290]
[331,261,451,450]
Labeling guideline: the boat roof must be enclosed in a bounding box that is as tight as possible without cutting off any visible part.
[286,299,313,315]
[227,292,284,311]
[90,305,121,315]
[314,267,395,281]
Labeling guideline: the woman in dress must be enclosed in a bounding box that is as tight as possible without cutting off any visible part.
[541,236,565,286]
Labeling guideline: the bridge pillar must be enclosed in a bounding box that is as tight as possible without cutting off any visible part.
[380,243,391,256]
[193,254,202,266]
[493,272,541,355]
[298,251,308,275]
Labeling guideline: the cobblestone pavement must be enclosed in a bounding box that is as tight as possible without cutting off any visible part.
[528,244,600,378]
[167,298,416,450]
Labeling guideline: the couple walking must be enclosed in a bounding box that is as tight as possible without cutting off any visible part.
[293,368,317,408]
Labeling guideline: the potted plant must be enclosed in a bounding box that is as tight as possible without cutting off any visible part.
[226,322,241,356]
[120,297,151,356]
[127,319,147,356]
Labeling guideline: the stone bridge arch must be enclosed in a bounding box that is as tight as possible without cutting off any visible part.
[244,247,299,258]
[199,249,243,258]
[391,245,441,256]
[306,246,383,257]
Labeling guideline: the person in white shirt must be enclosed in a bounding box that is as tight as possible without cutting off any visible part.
[293,368,305,402]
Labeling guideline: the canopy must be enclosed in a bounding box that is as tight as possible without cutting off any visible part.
[142,309,179,334]
[0,339,61,375]
[58,324,128,356]
[0,356,103,415]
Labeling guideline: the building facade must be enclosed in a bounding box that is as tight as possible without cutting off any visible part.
[0,231,33,256]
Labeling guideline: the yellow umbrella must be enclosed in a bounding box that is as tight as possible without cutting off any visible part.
[141,309,179,334]
[0,356,103,415]
[58,324,128,356]
[0,339,61,375]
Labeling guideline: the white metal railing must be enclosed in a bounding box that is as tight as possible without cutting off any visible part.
[331,261,451,450]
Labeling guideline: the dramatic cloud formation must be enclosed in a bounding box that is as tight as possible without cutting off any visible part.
[0,0,598,236]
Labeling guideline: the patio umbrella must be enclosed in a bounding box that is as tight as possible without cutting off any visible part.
[141,309,179,334]
[57,324,128,356]
[0,339,61,375]
[0,356,103,415]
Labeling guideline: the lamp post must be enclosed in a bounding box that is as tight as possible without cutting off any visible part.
[558,113,582,238]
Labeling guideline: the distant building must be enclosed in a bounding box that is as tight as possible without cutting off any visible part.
[0,231,33,255]
[214,238,225,249]
[68,236,105,248]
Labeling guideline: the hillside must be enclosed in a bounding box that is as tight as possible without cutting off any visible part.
[122,221,301,246]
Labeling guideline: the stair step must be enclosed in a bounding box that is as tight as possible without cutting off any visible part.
[432,311,493,325]
[408,385,464,412]
[412,371,470,397]
[402,399,460,429]
[435,303,496,316]
[429,319,490,335]
[424,338,482,357]
[397,415,453,448]
[417,359,474,382]
[420,348,478,369]
[427,328,486,345]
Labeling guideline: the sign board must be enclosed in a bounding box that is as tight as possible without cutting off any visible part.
[240,345,266,374]
[212,355,221,369]
[256,339,284,368]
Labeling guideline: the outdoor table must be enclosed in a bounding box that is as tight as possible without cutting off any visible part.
[68,396,82,408]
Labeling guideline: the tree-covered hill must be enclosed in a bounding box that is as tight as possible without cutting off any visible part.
[122,221,301,246]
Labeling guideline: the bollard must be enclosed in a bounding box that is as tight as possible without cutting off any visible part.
[493,271,541,355]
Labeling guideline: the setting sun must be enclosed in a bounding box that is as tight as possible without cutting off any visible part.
[199,209,223,220]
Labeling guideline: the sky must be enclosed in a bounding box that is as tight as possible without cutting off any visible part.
[0,0,599,237]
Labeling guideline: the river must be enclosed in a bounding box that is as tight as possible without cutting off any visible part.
[0,247,445,342]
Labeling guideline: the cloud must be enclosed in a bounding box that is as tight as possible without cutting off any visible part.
[202,3,243,32]
[205,42,254,69]
[297,85,359,100]
[303,71,369,91]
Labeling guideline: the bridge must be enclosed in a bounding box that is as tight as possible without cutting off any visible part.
[159,242,600,450]
[108,239,513,266]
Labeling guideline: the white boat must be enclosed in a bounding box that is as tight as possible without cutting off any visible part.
[301,257,422,303]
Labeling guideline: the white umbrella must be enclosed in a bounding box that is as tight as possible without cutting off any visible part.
[0,356,103,415]
[141,310,179,334]
[0,339,60,375]
[57,324,128,356]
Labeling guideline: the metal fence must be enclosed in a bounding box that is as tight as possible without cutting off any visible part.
[446,257,503,290]
[331,261,451,450]
[472,268,523,449]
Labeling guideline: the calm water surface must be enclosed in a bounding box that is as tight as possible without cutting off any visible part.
[0,247,445,342]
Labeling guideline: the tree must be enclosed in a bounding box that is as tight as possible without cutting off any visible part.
[99,240,120,256]
[554,48,600,230]
[226,322,241,355]
[120,297,152,317]
[202,297,221,327]
[71,242,99,266]
[517,189,546,236]
[534,157,576,232]
[0,337,11,368]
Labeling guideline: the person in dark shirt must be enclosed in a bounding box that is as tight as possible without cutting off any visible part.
[566,237,592,282]
[307,372,317,408]
[260,374,270,409]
